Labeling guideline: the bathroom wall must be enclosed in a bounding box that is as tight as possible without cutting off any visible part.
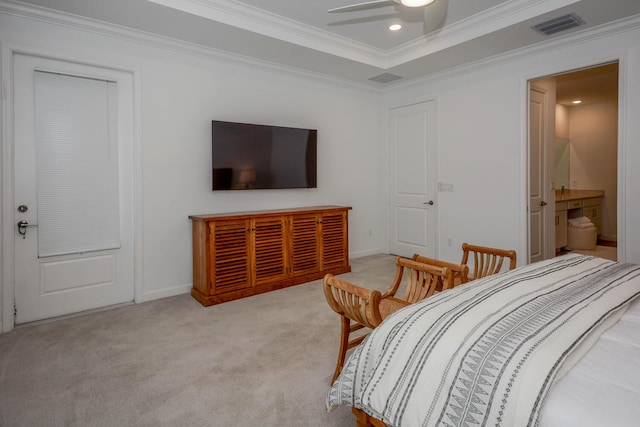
[569,101,618,241]
[556,104,570,140]
[555,98,617,242]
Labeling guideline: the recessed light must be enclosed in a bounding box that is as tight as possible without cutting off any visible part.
[572,99,582,104]
[401,0,435,6]
[389,24,402,31]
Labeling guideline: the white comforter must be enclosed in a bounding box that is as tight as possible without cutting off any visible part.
[327,254,640,427]
[540,292,640,427]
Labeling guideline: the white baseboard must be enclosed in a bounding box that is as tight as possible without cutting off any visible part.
[139,283,192,303]
[350,248,387,259]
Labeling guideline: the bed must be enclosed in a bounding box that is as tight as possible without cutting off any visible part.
[327,254,640,427]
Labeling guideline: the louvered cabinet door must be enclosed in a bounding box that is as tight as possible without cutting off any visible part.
[189,206,351,306]
[253,217,288,285]
[290,214,320,276]
[320,211,349,270]
[210,220,251,294]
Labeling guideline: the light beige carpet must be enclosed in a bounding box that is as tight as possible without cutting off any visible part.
[0,254,398,427]
[1,249,622,426]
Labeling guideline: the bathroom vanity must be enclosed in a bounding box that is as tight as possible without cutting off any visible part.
[555,190,604,250]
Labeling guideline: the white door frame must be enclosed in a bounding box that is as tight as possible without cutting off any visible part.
[521,55,627,264]
[1,44,142,332]
[527,82,555,264]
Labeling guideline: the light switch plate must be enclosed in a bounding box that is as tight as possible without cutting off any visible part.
[438,182,454,192]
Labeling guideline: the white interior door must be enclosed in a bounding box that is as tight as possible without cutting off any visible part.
[529,87,544,263]
[13,53,134,324]
[529,83,555,263]
[388,101,437,258]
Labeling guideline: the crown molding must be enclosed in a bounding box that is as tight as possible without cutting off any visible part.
[381,14,640,92]
[0,0,382,92]
[147,0,388,68]
[1,0,602,72]
[2,0,638,93]
[385,0,582,67]
[146,0,586,70]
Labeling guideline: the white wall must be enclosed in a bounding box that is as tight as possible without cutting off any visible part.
[0,10,387,329]
[134,49,387,299]
[383,65,525,264]
[2,6,640,331]
[382,20,640,266]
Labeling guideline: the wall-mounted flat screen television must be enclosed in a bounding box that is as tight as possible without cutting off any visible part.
[212,120,317,191]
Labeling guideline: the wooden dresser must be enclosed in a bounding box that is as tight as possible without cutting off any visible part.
[189,206,351,306]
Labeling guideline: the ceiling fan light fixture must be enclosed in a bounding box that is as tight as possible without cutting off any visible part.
[400,0,435,7]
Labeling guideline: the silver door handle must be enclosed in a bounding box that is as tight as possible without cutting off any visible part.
[424,200,434,205]
[17,220,37,238]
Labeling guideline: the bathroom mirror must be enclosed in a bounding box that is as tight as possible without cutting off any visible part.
[555,138,570,189]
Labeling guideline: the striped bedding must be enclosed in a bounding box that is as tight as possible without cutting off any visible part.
[326,254,640,427]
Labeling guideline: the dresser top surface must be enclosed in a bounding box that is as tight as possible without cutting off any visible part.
[189,205,352,221]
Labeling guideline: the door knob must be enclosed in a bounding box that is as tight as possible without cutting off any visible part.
[424,200,434,205]
[17,220,36,238]
[540,201,548,206]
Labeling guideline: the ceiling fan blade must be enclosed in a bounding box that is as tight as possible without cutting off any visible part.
[328,0,396,13]
[423,0,448,32]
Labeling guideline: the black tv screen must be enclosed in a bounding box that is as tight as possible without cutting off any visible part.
[212,120,317,191]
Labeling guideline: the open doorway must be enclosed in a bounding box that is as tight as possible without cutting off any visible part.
[528,62,618,262]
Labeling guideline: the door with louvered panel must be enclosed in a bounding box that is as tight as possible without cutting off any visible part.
[210,220,251,294]
[320,211,349,270]
[290,214,320,276]
[253,217,288,285]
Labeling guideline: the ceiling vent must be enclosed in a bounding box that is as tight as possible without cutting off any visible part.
[368,73,403,84]
[533,13,584,36]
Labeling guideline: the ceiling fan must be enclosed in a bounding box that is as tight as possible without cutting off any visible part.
[329,0,434,13]
[328,0,449,32]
